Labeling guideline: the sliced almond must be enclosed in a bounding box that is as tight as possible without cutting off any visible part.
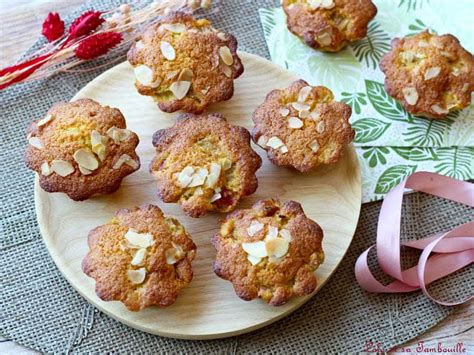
[309,110,320,120]
[131,248,147,266]
[400,50,415,63]
[210,192,222,202]
[177,166,195,187]
[102,126,132,143]
[178,174,193,188]
[299,110,310,119]
[113,154,139,169]
[196,168,209,179]
[279,229,292,242]
[170,81,191,100]
[178,68,193,82]
[28,137,43,149]
[165,251,180,265]
[266,226,278,240]
[111,155,128,169]
[446,102,458,110]
[321,0,335,8]
[242,241,267,258]
[124,230,154,249]
[268,256,283,264]
[298,86,312,103]
[266,136,284,149]
[265,237,289,258]
[194,187,204,196]
[37,114,53,127]
[279,108,290,117]
[308,0,322,9]
[166,242,185,265]
[217,32,227,41]
[431,104,448,115]
[160,41,176,60]
[424,67,441,80]
[106,126,131,143]
[166,70,179,81]
[247,255,262,266]
[40,162,52,176]
[149,77,162,88]
[162,23,185,33]
[79,165,93,175]
[317,32,332,46]
[219,158,232,170]
[219,46,234,66]
[134,65,154,85]
[280,145,289,154]
[257,135,269,148]
[309,140,319,153]
[316,120,325,133]
[221,64,232,78]
[247,220,264,237]
[90,130,107,146]
[135,40,145,50]
[128,268,146,284]
[291,102,310,112]
[402,87,418,105]
[73,149,99,171]
[92,143,106,161]
[461,83,469,92]
[201,87,210,95]
[206,162,221,188]
[51,160,74,177]
[288,116,303,129]
[190,168,208,187]
[338,18,350,30]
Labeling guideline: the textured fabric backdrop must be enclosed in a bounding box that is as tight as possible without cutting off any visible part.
[0,0,472,353]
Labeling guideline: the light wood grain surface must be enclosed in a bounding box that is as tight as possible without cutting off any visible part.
[35,54,361,339]
[0,0,472,353]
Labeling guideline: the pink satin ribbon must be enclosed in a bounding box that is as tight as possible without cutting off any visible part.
[355,171,474,306]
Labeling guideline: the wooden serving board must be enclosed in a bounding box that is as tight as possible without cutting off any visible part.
[35,52,362,340]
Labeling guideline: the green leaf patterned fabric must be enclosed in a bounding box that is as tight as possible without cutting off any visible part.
[375,165,417,194]
[350,22,391,70]
[258,0,474,202]
[365,80,413,123]
[353,118,391,143]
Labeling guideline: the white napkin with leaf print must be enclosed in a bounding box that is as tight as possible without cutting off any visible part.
[258,0,474,202]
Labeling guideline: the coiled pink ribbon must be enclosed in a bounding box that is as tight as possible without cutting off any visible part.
[355,171,474,306]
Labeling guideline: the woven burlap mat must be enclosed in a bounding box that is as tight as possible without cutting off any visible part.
[1,0,472,353]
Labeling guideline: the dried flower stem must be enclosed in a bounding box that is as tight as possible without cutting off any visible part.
[0,0,214,90]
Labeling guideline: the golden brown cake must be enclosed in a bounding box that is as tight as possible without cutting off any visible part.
[212,198,324,306]
[127,11,244,114]
[252,80,354,172]
[82,204,196,311]
[24,99,140,201]
[282,0,377,52]
[380,31,474,119]
[149,113,262,218]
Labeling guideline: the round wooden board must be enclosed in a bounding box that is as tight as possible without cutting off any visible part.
[35,52,361,340]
